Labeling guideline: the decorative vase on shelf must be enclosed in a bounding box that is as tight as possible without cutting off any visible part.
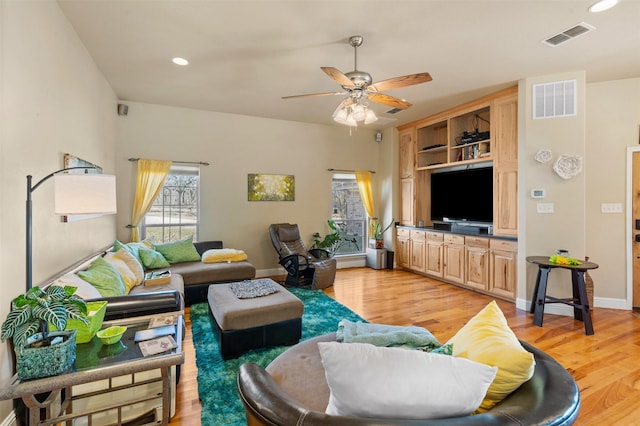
[368,238,384,249]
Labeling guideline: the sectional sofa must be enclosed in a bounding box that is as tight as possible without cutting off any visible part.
[47,239,256,319]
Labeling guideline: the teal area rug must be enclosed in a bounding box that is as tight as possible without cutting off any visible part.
[190,287,365,425]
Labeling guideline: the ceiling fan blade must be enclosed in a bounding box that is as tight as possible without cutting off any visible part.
[368,92,413,110]
[321,67,355,88]
[282,91,345,100]
[369,72,432,92]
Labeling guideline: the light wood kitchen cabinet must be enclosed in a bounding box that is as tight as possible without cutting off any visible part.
[425,231,444,277]
[399,128,416,179]
[409,230,426,273]
[443,234,465,284]
[396,229,410,269]
[465,236,490,291]
[396,227,517,302]
[491,93,518,237]
[489,239,517,300]
[400,178,414,226]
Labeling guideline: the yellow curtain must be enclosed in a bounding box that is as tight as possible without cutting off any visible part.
[129,159,172,242]
[355,169,375,218]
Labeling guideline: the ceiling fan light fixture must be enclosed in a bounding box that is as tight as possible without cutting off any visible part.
[364,109,378,125]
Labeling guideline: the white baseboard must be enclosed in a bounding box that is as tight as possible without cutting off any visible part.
[1,411,16,426]
[256,256,367,279]
[516,297,630,314]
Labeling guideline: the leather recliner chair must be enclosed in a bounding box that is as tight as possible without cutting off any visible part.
[269,223,337,289]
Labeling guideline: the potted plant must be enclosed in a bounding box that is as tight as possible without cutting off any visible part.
[312,220,360,255]
[369,218,395,249]
[1,285,88,380]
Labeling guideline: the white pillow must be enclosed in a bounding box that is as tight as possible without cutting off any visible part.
[52,273,102,300]
[318,342,497,420]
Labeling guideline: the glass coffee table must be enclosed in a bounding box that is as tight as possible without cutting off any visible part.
[0,312,184,426]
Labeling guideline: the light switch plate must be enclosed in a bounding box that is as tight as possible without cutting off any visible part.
[537,203,554,214]
[601,203,623,213]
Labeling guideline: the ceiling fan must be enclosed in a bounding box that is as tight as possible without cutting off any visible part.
[282,35,432,126]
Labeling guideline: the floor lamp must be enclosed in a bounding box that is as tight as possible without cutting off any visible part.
[26,167,117,291]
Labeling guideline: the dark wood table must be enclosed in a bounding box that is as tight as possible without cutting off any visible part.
[526,256,599,335]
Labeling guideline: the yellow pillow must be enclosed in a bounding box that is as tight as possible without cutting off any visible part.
[113,248,144,287]
[447,300,535,411]
[104,252,137,293]
[202,248,247,263]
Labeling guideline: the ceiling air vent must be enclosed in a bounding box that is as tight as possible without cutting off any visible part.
[532,80,577,119]
[542,22,595,46]
[385,107,404,115]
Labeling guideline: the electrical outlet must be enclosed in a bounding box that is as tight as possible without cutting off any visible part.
[601,203,623,213]
[536,203,554,214]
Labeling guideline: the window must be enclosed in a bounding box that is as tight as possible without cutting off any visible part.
[331,173,366,255]
[141,165,199,243]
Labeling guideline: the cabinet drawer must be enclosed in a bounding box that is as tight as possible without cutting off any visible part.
[410,230,426,240]
[490,239,517,251]
[465,236,490,248]
[444,234,464,245]
[397,229,411,239]
[425,231,443,241]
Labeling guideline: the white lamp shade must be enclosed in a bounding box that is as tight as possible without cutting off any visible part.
[54,174,117,215]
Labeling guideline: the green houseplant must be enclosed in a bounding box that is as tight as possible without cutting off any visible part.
[369,218,395,249]
[312,220,360,255]
[1,285,88,380]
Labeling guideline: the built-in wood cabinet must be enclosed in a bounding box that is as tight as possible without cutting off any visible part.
[399,128,416,179]
[396,228,516,301]
[396,229,410,269]
[443,234,465,284]
[491,93,518,237]
[409,230,426,273]
[489,239,517,299]
[465,237,490,291]
[397,86,518,237]
[425,231,444,277]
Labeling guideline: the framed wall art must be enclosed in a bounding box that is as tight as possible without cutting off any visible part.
[248,173,295,201]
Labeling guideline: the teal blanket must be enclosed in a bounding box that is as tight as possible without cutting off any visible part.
[336,319,442,350]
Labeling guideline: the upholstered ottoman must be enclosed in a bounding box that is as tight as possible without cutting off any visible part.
[207,279,304,359]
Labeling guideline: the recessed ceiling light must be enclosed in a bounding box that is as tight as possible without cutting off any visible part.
[172,57,189,66]
[589,0,618,13]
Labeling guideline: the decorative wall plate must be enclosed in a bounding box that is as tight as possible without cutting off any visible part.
[553,154,583,179]
[534,149,552,163]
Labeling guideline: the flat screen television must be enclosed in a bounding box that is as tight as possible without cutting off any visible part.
[430,166,493,224]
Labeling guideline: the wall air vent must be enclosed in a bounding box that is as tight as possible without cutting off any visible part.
[542,22,595,46]
[385,107,404,115]
[532,80,577,119]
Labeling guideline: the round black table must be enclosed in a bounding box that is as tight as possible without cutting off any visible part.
[526,256,599,335]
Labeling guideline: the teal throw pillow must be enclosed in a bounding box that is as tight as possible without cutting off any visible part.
[113,239,154,265]
[154,236,201,264]
[139,247,171,269]
[78,257,127,297]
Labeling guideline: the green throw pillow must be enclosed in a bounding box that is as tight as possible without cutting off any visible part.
[78,257,127,297]
[139,247,171,269]
[113,239,154,265]
[154,236,201,264]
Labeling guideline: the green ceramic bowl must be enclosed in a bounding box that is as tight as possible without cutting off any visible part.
[96,325,127,345]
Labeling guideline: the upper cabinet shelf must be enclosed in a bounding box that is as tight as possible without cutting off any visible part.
[414,105,492,170]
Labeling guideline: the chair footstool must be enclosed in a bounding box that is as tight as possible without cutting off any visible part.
[207,279,304,359]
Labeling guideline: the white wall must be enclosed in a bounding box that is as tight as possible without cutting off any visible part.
[0,1,117,421]
[518,74,640,311]
[115,102,379,273]
[518,72,587,309]
[586,78,640,304]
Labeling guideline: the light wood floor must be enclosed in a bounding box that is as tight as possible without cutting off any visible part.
[170,267,640,425]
